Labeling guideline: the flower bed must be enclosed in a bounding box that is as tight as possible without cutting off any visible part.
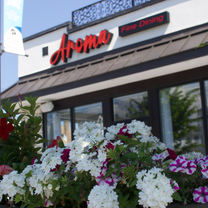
[1,120,208,208]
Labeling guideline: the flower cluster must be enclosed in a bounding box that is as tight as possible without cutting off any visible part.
[136,168,174,208]
[1,120,208,207]
[88,184,119,208]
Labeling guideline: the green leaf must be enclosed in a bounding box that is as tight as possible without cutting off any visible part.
[20,204,28,208]
[114,160,120,169]
[122,152,137,160]
[105,168,114,178]
[196,41,208,48]
[71,192,81,203]
[27,204,35,208]
[123,194,130,201]
[116,169,120,177]
[129,179,137,187]
[172,191,182,202]
[16,114,25,124]
[141,157,153,163]
[35,139,48,144]
[116,134,128,142]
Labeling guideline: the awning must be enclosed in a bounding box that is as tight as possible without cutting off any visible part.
[2,23,208,103]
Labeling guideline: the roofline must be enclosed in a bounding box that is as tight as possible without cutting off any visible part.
[23,21,72,42]
[23,0,165,42]
[19,21,208,81]
[4,48,208,103]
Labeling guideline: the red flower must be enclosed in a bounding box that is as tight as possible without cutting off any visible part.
[115,125,132,142]
[106,142,114,150]
[31,157,37,165]
[61,149,70,163]
[0,165,13,177]
[0,117,14,141]
[47,136,62,148]
[166,148,178,160]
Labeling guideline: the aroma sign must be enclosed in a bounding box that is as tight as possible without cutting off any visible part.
[119,12,169,37]
[50,30,113,65]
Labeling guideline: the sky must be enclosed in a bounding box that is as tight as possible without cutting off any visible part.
[0,0,96,92]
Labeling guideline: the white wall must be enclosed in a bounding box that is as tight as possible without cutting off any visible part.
[19,0,208,78]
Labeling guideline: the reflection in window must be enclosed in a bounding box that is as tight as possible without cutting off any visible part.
[113,92,149,121]
[75,102,103,128]
[47,109,71,145]
[204,80,208,113]
[160,83,205,155]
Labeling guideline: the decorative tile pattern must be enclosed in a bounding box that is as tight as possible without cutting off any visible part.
[72,0,154,27]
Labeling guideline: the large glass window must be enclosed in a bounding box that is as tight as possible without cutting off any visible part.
[46,109,71,145]
[204,80,208,114]
[160,82,205,155]
[113,91,149,122]
[75,102,103,128]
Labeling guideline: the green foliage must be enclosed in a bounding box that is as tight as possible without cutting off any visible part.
[125,93,149,119]
[166,87,203,154]
[196,41,208,48]
[126,86,203,154]
[0,96,47,167]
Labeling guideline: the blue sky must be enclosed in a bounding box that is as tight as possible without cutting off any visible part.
[1,0,96,92]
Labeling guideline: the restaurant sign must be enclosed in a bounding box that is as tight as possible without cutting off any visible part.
[50,30,113,65]
[119,12,169,37]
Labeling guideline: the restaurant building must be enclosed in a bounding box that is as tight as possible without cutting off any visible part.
[2,0,208,154]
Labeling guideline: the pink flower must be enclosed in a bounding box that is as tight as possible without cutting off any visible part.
[0,165,13,177]
[169,156,188,172]
[201,164,208,178]
[193,186,208,203]
[105,178,116,187]
[194,156,208,165]
[152,152,167,161]
[181,160,197,175]
[45,198,54,207]
[170,180,180,191]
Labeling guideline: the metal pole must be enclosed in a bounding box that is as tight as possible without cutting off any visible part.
[0,0,4,103]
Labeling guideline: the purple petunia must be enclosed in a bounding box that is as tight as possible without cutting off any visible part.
[152,152,167,161]
[169,156,188,172]
[193,186,208,203]
[170,180,180,191]
[181,160,197,175]
[201,164,208,178]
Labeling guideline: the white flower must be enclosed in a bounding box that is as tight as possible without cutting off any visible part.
[88,184,119,208]
[40,146,63,174]
[98,149,107,162]
[136,168,174,208]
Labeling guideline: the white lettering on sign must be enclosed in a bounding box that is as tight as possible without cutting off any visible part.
[7,0,21,10]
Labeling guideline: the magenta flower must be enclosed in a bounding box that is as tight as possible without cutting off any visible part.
[105,178,116,186]
[169,156,188,172]
[152,152,167,161]
[170,180,180,191]
[201,164,208,178]
[45,198,54,207]
[181,160,197,175]
[194,156,208,165]
[193,186,208,203]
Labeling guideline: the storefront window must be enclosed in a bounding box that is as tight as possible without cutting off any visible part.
[47,109,71,145]
[204,80,208,112]
[159,82,205,155]
[113,92,149,121]
[75,102,103,128]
